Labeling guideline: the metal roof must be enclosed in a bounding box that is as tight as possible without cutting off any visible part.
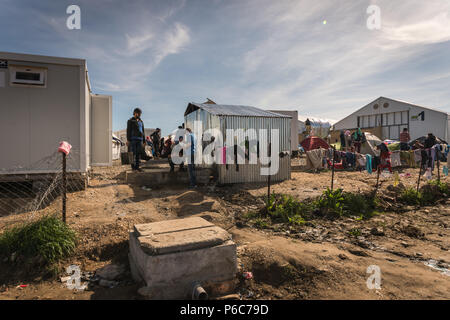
[185,103,292,118]
[0,51,86,66]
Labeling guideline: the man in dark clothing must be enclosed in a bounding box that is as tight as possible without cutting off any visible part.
[424,133,436,149]
[424,133,437,169]
[126,108,146,171]
[186,128,197,188]
[339,130,346,151]
[150,128,161,157]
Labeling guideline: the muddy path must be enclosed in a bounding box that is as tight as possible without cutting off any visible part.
[0,165,449,300]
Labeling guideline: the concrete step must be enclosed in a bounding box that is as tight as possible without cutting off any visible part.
[125,168,213,186]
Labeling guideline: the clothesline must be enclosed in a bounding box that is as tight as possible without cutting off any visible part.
[305,145,447,172]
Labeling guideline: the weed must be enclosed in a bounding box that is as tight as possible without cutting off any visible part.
[253,217,270,229]
[399,188,422,206]
[0,215,77,265]
[265,193,310,224]
[313,188,344,216]
[348,228,361,237]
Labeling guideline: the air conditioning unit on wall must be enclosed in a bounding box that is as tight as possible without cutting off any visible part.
[10,65,47,87]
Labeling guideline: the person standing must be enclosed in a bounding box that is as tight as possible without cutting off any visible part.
[399,128,411,151]
[340,130,346,151]
[424,133,437,170]
[353,128,362,153]
[150,128,161,157]
[345,130,353,152]
[167,135,185,172]
[126,108,146,172]
[186,128,197,188]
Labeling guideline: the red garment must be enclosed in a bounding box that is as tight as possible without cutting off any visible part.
[399,132,410,143]
[300,136,330,151]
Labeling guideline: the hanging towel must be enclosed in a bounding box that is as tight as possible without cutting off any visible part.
[391,151,402,167]
[357,154,366,167]
[366,154,372,174]
[413,149,422,163]
[306,149,323,169]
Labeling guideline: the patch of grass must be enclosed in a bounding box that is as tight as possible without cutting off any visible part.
[342,192,377,218]
[348,228,361,237]
[253,217,270,229]
[427,180,449,196]
[265,193,309,225]
[313,188,378,218]
[399,187,422,205]
[0,215,77,265]
[313,188,345,216]
[243,210,260,220]
[399,182,449,206]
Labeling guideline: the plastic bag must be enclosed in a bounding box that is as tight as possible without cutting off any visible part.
[58,141,72,155]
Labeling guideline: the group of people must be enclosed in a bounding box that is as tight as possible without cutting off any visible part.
[339,128,365,153]
[126,108,197,188]
[338,127,446,175]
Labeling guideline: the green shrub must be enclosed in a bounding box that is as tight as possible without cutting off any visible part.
[399,182,449,206]
[399,188,422,205]
[342,193,370,216]
[427,180,449,196]
[288,215,305,226]
[265,193,309,225]
[0,215,77,265]
[313,189,378,218]
[313,188,345,216]
[253,217,270,229]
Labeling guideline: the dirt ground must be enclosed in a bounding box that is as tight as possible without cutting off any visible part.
[0,160,449,300]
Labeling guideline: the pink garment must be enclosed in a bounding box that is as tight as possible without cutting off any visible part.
[58,141,72,155]
[219,146,226,164]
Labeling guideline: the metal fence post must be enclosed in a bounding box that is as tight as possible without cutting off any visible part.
[62,152,67,224]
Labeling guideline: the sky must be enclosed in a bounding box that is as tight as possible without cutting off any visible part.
[1,0,450,135]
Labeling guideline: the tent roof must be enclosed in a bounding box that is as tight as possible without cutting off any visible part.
[300,136,330,151]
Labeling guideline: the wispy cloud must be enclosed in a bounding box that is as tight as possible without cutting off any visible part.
[2,0,449,133]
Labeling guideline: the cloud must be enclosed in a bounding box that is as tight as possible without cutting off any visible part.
[3,0,449,132]
[125,33,155,55]
[155,23,190,64]
[382,12,450,45]
[202,0,450,119]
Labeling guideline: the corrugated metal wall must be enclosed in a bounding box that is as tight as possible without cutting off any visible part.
[218,116,291,184]
[184,110,291,184]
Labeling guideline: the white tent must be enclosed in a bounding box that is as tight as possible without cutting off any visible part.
[360,132,382,156]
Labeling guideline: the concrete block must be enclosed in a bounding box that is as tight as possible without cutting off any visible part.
[137,226,231,255]
[129,217,237,299]
[134,217,214,236]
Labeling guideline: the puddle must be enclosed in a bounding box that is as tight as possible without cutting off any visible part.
[424,259,450,276]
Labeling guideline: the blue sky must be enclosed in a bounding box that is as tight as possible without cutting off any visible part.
[1,0,450,134]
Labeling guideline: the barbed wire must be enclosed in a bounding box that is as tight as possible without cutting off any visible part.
[0,149,87,221]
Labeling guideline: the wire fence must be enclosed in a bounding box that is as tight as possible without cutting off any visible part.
[0,149,87,220]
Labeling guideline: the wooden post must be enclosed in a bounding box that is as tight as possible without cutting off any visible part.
[417,158,422,193]
[437,149,441,183]
[331,147,335,191]
[62,152,67,224]
[267,142,271,201]
[373,166,381,198]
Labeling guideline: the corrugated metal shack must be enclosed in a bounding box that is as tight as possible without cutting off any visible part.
[184,102,291,184]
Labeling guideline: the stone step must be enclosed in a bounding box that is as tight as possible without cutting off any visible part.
[125,168,213,186]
